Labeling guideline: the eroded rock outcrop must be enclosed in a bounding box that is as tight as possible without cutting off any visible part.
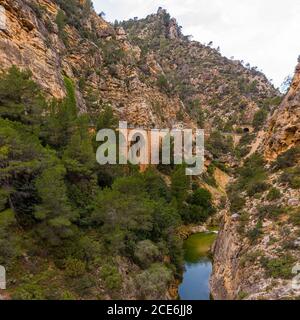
[263,63,300,160]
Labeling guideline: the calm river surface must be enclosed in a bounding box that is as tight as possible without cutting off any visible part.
[179,232,217,300]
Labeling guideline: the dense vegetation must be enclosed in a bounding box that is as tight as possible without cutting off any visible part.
[0,67,214,299]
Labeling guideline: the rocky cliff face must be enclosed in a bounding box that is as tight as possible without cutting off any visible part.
[0,0,67,99]
[263,63,300,160]
[0,0,194,128]
[0,1,278,131]
[1,0,293,300]
[211,63,300,300]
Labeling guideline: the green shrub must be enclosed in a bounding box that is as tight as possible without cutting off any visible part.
[237,291,249,300]
[100,40,126,66]
[13,283,45,300]
[34,163,76,246]
[143,169,171,202]
[0,209,16,229]
[246,181,270,197]
[188,100,205,127]
[0,66,45,125]
[229,195,246,213]
[275,146,300,169]
[235,133,255,158]
[279,167,300,189]
[236,154,268,196]
[205,164,217,186]
[100,264,122,291]
[61,291,76,300]
[289,208,300,226]
[64,258,86,278]
[0,210,20,265]
[134,240,161,269]
[261,255,296,279]
[0,188,9,211]
[55,0,92,34]
[176,110,184,121]
[135,264,172,300]
[189,188,213,208]
[157,74,170,93]
[182,188,215,224]
[257,205,283,220]
[206,131,234,158]
[96,104,119,130]
[202,171,217,187]
[0,238,20,266]
[253,109,268,130]
[55,10,68,45]
[247,220,263,243]
[182,204,214,224]
[70,274,95,296]
[266,188,282,201]
[171,166,190,205]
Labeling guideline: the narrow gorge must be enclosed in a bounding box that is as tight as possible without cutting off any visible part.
[0,0,299,300]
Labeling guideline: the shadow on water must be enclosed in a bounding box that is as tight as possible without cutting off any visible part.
[179,232,217,300]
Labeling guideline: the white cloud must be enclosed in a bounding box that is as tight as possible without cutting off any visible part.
[93,0,300,87]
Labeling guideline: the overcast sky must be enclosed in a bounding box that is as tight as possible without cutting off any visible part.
[93,0,300,88]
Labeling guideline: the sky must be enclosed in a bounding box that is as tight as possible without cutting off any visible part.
[93,0,300,88]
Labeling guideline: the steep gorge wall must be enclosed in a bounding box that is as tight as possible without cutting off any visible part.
[0,0,193,128]
[0,0,67,99]
[0,1,279,132]
[1,0,293,300]
[211,62,300,300]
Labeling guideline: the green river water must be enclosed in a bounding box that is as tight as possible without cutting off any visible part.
[179,232,217,300]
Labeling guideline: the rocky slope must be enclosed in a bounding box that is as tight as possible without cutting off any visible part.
[0,0,291,300]
[0,1,279,131]
[0,0,193,128]
[211,63,300,300]
[121,8,279,133]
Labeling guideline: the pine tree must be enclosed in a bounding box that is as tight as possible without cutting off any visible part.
[171,166,190,205]
[0,66,45,125]
[34,162,78,246]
